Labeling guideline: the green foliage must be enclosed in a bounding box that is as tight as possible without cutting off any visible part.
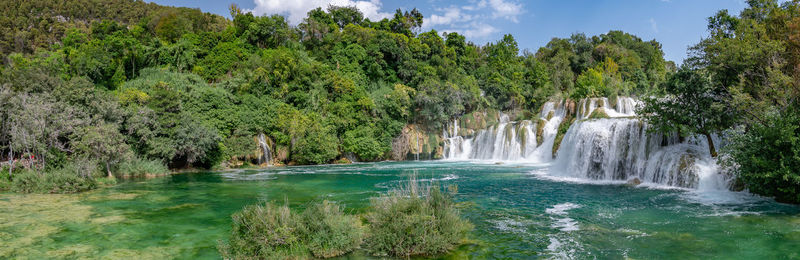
[587,108,610,119]
[640,67,732,157]
[293,120,339,165]
[219,200,363,259]
[219,202,308,259]
[572,68,607,99]
[0,0,683,176]
[11,164,98,194]
[365,181,473,257]
[299,201,365,258]
[342,125,386,161]
[0,168,10,192]
[724,110,800,203]
[552,115,575,157]
[72,123,132,176]
[115,157,170,178]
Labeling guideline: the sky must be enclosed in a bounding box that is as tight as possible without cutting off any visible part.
[148,0,752,63]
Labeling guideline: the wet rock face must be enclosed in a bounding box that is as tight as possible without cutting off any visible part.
[587,135,607,180]
[626,177,642,186]
[391,124,443,161]
[677,154,699,188]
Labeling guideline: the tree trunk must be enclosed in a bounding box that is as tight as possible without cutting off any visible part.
[8,148,13,178]
[106,161,112,178]
[704,133,717,158]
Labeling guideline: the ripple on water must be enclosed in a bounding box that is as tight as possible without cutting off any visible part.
[545,202,583,259]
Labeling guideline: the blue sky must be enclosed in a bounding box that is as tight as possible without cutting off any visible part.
[149,0,751,63]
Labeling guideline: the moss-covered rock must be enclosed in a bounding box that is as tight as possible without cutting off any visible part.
[588,107,610,119]
[552,115,576,158]
[536,119,547,146]
[392,125,444,160]
[608,95,618,111]
[677,154,699,188]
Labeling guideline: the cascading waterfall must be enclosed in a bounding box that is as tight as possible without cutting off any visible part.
[443,100,568,162]
[550,118,729,189]
[443,97,732,190]
[257,133,271,166]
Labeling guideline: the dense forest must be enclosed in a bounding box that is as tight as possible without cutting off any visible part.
[0,0,798,202]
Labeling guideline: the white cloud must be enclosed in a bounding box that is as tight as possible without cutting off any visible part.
[423,0,524,41]
[247,0,392,25]
[424,6,473,28]
[484,0,523,22]
[456,22,499,38]
[649,18,659,33]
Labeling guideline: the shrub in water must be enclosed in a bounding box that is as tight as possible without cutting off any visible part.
[364,180,473,257]
[300,201,364,258]
[219,202,306,259]
[219,200,363,259]
[11,167,96,194]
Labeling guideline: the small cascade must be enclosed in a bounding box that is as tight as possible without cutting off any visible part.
[614,96,638,116]
[443,101,567,162]
[415,134,420,161]
[257,133,271,166]
[576,97,639,119]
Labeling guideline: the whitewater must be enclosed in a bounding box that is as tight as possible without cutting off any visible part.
[443,96,732,192]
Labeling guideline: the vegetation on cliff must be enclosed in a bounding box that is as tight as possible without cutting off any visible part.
[0,0,671,193]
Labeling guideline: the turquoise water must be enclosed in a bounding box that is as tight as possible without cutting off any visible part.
[2,161,800,259]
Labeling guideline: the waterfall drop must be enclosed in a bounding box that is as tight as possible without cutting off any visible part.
[442,97,732,190]
[257,133,271,166]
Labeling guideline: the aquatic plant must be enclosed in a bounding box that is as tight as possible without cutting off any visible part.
[364,180,473,257]
[219,202,308,259]
[11,165,97,194]
[299,201,364,258]
[219,200,363,259]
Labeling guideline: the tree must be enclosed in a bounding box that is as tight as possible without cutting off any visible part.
[724,108,800,203]
[572,68,606,99]
[72,123,131,177]
[244,15,293,49]
[639,67,733,157]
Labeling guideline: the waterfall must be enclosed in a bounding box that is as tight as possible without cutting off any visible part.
[443,102,567,162]
[550,118,730,190]
[257,133,271,166]
[442,97,731,190]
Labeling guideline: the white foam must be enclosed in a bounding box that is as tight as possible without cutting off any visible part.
[491,219,529,234]
[546,203,581,215]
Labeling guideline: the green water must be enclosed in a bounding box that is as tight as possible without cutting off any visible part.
[2,161,800,259]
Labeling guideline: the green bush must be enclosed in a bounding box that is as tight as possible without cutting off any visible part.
[9,169,41,193]
[116,157,170,178]
[219,202,307,259]
[219,200,363,259]
[300,201,364,258]
[724,110,800,203]
[0,167,10,192]
[364,180,473,257]
[11,168,97,194]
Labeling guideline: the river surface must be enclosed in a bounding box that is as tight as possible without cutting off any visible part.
[2,161,799,259]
